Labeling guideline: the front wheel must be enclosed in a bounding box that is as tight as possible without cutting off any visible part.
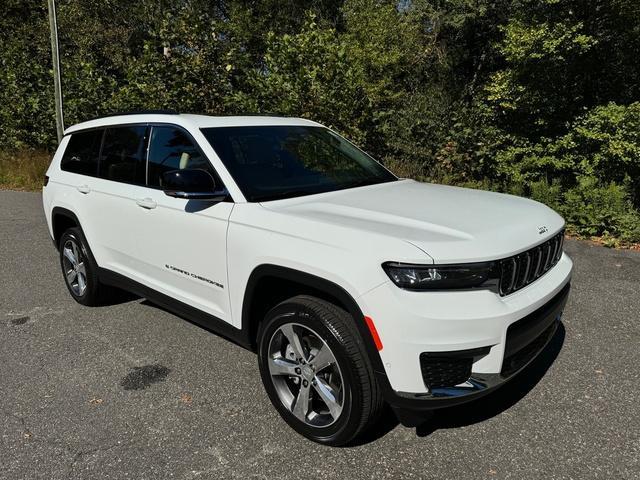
[257,295,383,446]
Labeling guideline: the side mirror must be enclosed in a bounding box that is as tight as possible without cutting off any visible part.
[162,169,228,201]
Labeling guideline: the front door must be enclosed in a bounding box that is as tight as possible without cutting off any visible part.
[132,125,234,323]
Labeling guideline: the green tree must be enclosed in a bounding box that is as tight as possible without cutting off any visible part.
[1,0,639,242]
[485,0,640,137]
[0,0,55,148]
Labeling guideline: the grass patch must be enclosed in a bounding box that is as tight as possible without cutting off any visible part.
[0,149,52,191]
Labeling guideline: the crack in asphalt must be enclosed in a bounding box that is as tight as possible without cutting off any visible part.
[66,441,132,479]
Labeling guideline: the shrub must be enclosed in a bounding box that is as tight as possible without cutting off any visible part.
[564,102,640,206]
[527,176,640,244]
[529,178,563,213]
[495,103,640,192]
[561,177,640,243]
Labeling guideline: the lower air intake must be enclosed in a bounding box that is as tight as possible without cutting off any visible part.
[419,347,490,389]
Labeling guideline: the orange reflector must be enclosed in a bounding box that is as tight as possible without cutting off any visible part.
[364,316,383,351]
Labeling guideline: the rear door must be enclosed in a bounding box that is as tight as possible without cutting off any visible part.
[130,125,234,323]
[54,129,104,253]
[85,124,153,276]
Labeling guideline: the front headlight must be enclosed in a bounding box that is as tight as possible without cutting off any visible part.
[382,261,500,292]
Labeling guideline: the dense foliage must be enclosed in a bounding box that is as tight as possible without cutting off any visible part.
[1,0,639,243]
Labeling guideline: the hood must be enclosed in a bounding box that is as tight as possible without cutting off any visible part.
[261,179,565,264]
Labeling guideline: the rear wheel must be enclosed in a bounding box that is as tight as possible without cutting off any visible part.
[257,295,383,445]
[59,227,107,306]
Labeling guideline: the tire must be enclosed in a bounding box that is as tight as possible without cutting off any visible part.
[257,295,383,446]
[59,227,108,306]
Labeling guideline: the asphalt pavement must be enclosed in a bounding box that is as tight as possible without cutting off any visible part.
[1,190,638,479]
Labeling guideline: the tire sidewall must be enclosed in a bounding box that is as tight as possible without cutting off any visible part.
[257,301,365,445]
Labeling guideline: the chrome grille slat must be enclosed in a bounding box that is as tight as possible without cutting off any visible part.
[498,230,565,296]
[528,248,540,284]
[514,253,530,290]
[550,236,559,263]
[509,258,518,292]
[520,253,531,288]
[499,257,517,295]
[541,243,551,272]
[555,235,564,262]
[533,246,543,278]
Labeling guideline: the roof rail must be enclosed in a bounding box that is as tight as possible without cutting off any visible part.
[96,109,179,119]
[186,111,289,118]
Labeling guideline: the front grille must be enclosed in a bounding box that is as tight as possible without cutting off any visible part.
[499,230,564,296]
[419,347,490,389]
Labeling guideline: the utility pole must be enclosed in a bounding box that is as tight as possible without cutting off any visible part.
[47,0,64,142]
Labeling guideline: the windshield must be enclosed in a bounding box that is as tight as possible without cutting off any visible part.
[201,126,397,202]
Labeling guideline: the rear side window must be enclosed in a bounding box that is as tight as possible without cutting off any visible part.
[147,126,213,187]
[98,126,147,185]
[60,130,103,176]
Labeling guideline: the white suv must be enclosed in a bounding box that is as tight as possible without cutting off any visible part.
[43,112,572,445]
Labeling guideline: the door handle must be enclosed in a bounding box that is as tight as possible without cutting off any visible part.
[76,184,91,194]
[136,197,157,210]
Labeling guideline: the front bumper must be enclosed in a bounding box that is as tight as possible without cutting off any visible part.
[389,284,566,411]
[358,253,572,419]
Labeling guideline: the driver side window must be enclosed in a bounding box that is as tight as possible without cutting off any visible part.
[147,126,215,188]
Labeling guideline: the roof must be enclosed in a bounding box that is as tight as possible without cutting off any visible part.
[64,113,322,135]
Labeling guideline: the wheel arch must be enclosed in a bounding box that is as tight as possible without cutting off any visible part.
[51,207,81,250]
[241,264,386,376]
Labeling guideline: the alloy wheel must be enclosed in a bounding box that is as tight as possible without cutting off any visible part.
[62,238,87,296]
[267,322,345,427]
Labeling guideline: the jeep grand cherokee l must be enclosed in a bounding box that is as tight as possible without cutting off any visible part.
[42,112,572,445]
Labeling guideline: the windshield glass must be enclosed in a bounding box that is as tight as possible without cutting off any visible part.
[201,126,397,202]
